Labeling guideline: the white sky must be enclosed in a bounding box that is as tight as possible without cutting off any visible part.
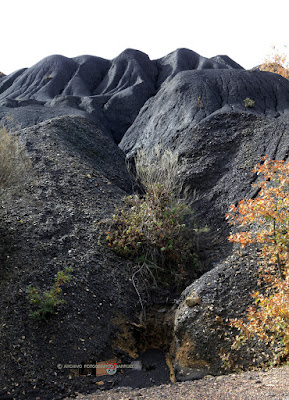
[1,0,288,75]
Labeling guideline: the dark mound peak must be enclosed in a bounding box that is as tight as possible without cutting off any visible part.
[95,48,157,96]
[155,48,243,87]
[0,48,246,142]
[73,53,111,66]
[61,55,111,97]
[0,55,78,102]
[115,48,152,62]
[157,48,211,70]
[210,54,244,69]
[0,68,27,96]
[0,48,244,105]
[36,53,77,70]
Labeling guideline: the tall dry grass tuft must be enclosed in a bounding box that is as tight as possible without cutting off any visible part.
[134,146,184,203]
[106,146,199,285]
[0,125,31,190]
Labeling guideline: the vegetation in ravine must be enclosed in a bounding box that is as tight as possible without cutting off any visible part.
[105,147,199,285]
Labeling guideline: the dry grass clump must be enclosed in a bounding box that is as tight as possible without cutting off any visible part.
[133,146,184,201]
[0,125,31,190]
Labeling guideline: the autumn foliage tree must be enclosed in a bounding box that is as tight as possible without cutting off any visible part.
[260,45,289,79]
[225,156,289,366]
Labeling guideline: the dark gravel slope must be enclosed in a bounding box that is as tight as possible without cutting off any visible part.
[0,116,138,400]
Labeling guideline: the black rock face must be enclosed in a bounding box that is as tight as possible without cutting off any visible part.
[174,249,269,379]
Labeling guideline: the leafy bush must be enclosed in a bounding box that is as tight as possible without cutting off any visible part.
[0,125,31,190]
[106,147,198,283]
[259,45,289,79]
[243,97,255,108]
[26,266,73,321]
[223,156,289,366]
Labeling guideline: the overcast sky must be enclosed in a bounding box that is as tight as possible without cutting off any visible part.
[1,0,288,74]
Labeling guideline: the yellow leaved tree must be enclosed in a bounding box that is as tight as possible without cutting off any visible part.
[225,156,289,366]
[260,45,289,79]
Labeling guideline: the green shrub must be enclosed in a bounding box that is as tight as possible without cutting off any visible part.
[0,125,31,190]
[106,147,198,283]
[26,266,73,321]
[243,97,255,108]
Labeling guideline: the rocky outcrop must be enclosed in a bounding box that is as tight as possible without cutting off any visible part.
[173,249,272,380]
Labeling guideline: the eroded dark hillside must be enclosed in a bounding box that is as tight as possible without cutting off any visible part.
[1,48,289,399]
[0,48,242,142]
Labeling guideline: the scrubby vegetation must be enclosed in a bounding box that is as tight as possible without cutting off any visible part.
[223,156,289,367]
[243,97,255,108]
[0,125,31,191]
[106,147,199,284]
[260,45,289,79]
[26,266,73,321]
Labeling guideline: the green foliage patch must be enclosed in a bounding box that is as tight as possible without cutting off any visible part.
[26,266,73,321]
[243,97,255,108]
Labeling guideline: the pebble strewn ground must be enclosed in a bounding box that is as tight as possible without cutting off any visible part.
[65,365,289,400]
